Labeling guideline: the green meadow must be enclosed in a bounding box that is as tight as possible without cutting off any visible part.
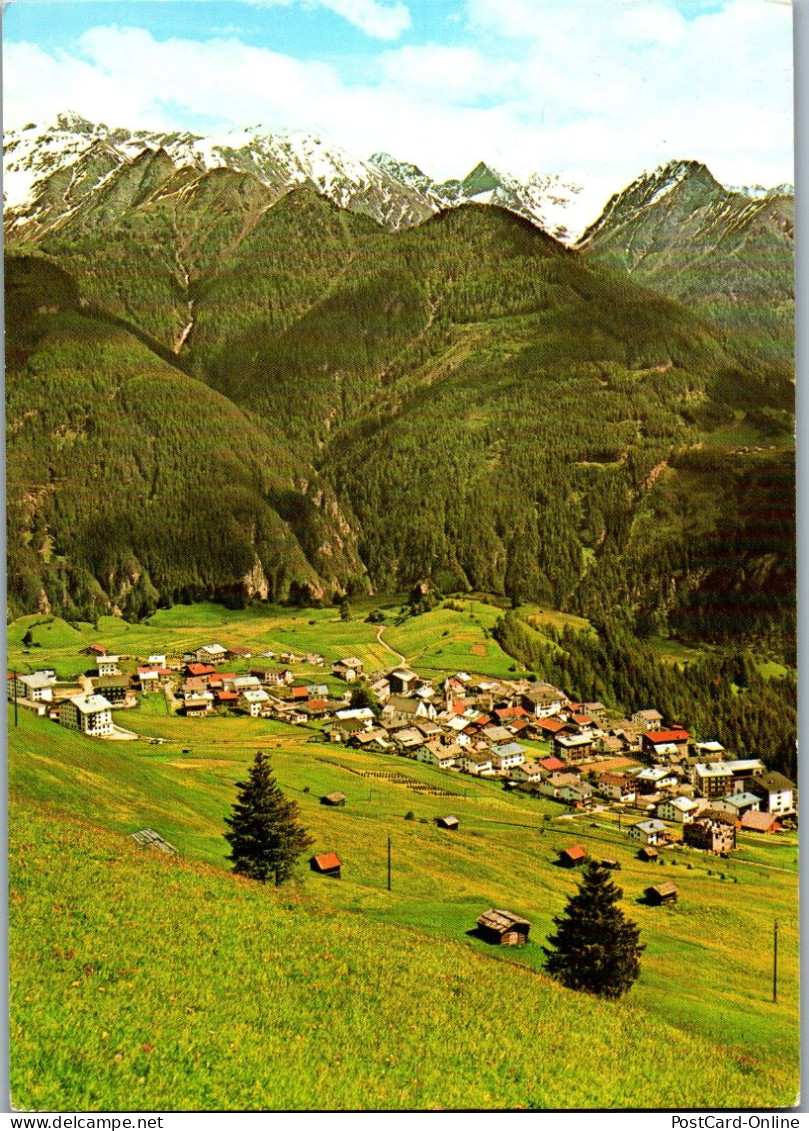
[7,601,801,1110]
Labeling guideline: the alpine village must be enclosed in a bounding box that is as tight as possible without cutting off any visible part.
[5,112,798,1112]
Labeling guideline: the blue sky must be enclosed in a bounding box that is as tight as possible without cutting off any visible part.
[3,0,795,200]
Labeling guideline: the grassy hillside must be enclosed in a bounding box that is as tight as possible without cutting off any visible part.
[8,663,800,1111]
[10,801,797,1112]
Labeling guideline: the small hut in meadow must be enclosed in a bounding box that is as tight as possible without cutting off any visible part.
[130,829,178,855]
[645,882,678,906]
[310,852,342,878]
[600,858,621,870]
[321,792,346,807]
[435,815,459,830]
[559,844,587,867]
[638,845,659,862]
[476,908,531,947]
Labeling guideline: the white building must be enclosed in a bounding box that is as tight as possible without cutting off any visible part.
[97,656,121,678]
[628,818,668,846]
[9,671,57,702]
[657,796,702,824]
[59,694,114,736]
[239,689,270,717]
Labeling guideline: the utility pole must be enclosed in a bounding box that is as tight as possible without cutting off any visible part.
[13,672,18,728]
[773,920,779,1003]
[387,836,392,892]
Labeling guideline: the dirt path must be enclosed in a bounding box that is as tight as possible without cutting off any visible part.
[376,625,406,666]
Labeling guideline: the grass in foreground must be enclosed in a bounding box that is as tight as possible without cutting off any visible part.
[8,701,800,1111]
[9,803,800,1111]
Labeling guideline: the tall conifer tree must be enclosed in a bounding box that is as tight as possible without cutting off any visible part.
[543,860,644,998]
[224,751,313,884]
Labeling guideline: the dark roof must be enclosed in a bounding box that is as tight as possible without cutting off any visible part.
[698,809,737,826]
[477,908,531,933]
[93,675,130,689]
[751,771,795,793]
[650,882,678,897]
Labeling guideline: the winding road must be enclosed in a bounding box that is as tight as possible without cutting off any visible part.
[376,625,406,666]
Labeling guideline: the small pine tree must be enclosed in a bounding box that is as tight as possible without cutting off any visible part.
[543,860,645,999]
[224,751,313,885]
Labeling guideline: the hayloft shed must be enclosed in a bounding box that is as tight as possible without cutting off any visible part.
[435,815,459,830]
[646,882,678,905]
[321,792,346,807]
[476,908,531,947]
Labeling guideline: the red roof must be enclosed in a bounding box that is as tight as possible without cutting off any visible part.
[495,706,529,720]
[741,810,780,832]
[572,713,593,725]
[307,699,329,710]
[562,845,587,861]
[291,686,309,699]
[645,729,689,744]
[540,756,566,771]
[452,701,468,714]
[215,690,239,702]
[536,717,567,734]
[510,718,531,732]
[186,663,216,678]
[313,852,341,871]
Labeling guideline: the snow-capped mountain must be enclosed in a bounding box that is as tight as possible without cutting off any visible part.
[3,114,795,250]
[576,158,793,250]
[3,113,595,243]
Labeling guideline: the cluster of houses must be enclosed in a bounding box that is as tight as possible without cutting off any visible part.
[9,642,796,855]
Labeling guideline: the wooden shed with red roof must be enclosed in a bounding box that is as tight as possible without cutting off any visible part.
[559,844,587,867]
[310,852,342,878]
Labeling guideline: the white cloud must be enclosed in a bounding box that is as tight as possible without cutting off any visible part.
[244,0,410,39]
[318,0,410,39]
[2,0,794,205]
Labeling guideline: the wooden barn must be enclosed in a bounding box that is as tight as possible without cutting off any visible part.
[600,858,621,870]
[646,882,678,906]
[310,852,342,878]
[559,844,587,867]
[435,815,459,830]
[476,908,531,947]
[321,792,346,807]
[638,845,659,862]
[130,829,178,855]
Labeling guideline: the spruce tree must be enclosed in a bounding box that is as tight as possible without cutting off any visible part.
[224,751,313,884]
[543,860,645,999]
